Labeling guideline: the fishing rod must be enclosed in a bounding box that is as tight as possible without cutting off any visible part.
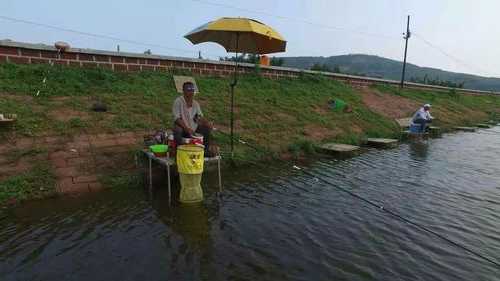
[214,128,269,154]
[214,129,500,269]
[478,130,500,136]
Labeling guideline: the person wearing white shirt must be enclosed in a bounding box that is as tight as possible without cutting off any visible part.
[172,82,213,154]
[411,104,434,133]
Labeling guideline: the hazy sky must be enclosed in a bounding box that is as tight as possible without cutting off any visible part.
[2,0,499,77]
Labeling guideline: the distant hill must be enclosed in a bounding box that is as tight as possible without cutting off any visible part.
[281,54,500,92]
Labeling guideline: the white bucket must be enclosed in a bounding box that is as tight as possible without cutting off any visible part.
[183,134,203,145]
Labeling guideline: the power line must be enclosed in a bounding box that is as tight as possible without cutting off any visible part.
[413,33,496,77]
[2,12,496,80]
[0,14,299,60]
[190,0,401,41]
[0,14,319,61]
[191,0,499,78]
[0,14,399,62]
[0,15,226,58]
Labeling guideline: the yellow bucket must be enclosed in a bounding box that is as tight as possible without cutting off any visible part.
[176,145,204,174]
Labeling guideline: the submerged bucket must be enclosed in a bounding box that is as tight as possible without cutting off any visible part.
[177,145,205,203]
[179,173,204,203]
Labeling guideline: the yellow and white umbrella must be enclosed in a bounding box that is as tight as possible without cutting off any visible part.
[185,17,287,153]
[185,17,286,54]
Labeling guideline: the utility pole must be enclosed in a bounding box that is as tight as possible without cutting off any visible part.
[400,15,411,88]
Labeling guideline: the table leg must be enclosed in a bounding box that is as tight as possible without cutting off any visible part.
[149,157,152,193]
[167,164,171,206]
[218,157,222,192]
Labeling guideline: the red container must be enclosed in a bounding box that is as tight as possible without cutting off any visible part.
[153,151,167,158]
[191,134,204,145]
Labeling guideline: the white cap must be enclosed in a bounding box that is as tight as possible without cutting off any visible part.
[423,104,431,108]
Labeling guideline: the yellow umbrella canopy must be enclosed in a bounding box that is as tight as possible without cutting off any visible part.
[184,17,286,54]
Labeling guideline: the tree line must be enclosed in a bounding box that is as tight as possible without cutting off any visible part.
[409,75,465,88]
[309,63,465,88]
[309,63,367,77]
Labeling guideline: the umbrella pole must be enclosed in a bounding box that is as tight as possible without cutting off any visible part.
[230,33,240,156]
[230,76,235,155]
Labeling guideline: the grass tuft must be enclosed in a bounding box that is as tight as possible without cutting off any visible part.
[0,163,56,205]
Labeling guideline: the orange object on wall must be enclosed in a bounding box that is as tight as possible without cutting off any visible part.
[259,55,270,66]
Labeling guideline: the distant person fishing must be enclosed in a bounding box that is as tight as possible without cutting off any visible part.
[411,104,434,133]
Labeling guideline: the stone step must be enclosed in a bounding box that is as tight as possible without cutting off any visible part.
[477,123,492,128]
[365,138,399,149]
[428,126,442,137]
[319,143,361,158]
[454,126,477,132]
[396,118,412,128]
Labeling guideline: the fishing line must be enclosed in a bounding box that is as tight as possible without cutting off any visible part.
[294,166,500,268]
[215,129,500,269]
[477,130,500,136]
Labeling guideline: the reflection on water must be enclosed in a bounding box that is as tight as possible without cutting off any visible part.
[2,129,500,280]
[169,204,211,250]
[409,140,429,160]
[154,199,217,280]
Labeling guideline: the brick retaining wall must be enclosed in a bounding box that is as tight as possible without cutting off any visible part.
[0,131,146,194]
[0,41,300,80]
[0,40,497,95]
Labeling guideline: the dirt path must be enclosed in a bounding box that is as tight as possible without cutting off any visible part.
[359,87,419,119]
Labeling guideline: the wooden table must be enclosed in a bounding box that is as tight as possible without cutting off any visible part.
[142,150,222,205]
[0,119,16,127]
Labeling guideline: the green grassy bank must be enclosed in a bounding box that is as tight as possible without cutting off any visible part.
[1,63,500,204]
[2,62,500,156]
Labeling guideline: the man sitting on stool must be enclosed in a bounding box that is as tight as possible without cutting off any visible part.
[173,81,212,154]
[411,103,434,133]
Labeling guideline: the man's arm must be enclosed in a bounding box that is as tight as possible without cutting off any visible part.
[197,117,213,129]
[194,103,212,129]
[175,118,194,135]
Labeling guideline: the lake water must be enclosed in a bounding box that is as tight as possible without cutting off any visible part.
[2,128,500,280]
